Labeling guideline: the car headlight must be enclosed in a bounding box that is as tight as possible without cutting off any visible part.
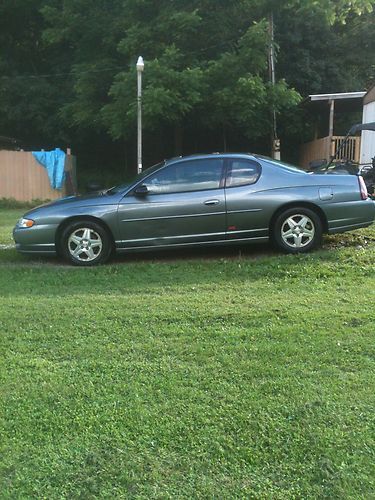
[18,218,35,228]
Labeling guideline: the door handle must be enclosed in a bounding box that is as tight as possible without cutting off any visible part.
[204,199,220,206]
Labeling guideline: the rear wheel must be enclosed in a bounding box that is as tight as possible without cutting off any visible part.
[61,221,112,266]
[273,207,322,253]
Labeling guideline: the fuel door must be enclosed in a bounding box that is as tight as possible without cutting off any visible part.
[319,187,333,201]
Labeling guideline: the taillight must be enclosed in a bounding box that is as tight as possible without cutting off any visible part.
[358,176,368,200]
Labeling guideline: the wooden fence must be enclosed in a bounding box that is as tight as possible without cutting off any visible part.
[0,150,76,202]
[300,136,331,168]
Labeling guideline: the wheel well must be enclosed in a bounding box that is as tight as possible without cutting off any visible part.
[269,202,328,235]
[55,216,115,255]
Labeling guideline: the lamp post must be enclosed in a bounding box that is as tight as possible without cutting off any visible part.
[268,13,280,160]
[136,56,144,174]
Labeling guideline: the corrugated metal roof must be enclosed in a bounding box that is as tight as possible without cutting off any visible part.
[308,92,366,101]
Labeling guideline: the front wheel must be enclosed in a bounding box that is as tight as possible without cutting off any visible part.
[272,208,322,253]
[61,221,112,266]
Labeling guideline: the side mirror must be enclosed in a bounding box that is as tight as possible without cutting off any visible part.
[134,184,149,196]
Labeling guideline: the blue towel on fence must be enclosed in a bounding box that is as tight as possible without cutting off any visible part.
[32,148,66,190]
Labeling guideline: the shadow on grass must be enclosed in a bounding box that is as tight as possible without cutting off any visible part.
[0,240,335,268]
[112,242,276,264]
[1,240,367,299]
[0,248,58,266]
[0,229,372,268]
[0,242,276,266]
[1,223,373,299]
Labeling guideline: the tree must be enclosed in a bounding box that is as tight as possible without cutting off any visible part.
[0,0,373,180]
[275,3,375,96]
[0,0,71,143]
[100,1,300,154]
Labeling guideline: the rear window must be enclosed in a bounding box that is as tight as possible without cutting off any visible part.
[226,159,261,187]
[260,157,307,174]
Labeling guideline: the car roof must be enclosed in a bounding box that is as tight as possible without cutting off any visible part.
[165,152,260,164]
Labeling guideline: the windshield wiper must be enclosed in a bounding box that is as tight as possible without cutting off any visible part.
[101,186,116,195]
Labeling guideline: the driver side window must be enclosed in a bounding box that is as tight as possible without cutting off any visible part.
[144,159,224,194]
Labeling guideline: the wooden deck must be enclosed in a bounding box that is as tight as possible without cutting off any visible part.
[300,135,361,168]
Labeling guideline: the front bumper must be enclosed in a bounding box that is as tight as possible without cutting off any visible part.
[13,223,58,254]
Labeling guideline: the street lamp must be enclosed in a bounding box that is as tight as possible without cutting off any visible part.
[136,56,144,174]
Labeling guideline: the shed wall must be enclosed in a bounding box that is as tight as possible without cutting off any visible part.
[0,150,75,202]
[360,102,375,164]
[363,85,375,105]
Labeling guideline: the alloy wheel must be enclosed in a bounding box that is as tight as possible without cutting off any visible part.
[281,214,315,249]
[67,227,103,262]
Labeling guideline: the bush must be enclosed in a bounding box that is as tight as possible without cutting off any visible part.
[0,197,50,209]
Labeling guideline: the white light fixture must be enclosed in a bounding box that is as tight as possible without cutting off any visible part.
[136,56,144,72]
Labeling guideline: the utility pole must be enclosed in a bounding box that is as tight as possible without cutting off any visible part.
[268,12,280,160]
[136,56,144,174]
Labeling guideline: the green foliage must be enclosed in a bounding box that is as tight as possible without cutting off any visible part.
[0,0,69,143]
[267,0,373,24]
[276,5,375,97]
[38,0,301,147]
[103,47,206,139]
[0,0,373,169]
[0,198,49,210]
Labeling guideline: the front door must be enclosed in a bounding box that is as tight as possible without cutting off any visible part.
[117,158,226,249]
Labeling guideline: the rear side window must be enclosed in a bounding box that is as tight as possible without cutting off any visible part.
[226,159,261,188]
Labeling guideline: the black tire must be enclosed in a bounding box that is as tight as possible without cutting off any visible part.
[272,207,322,253]
[61,220,112,266]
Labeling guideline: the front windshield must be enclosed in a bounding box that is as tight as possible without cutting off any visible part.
[107,161,165,194]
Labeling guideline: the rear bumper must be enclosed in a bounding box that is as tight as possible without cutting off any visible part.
[328,220,374,234]
[326,199,375,233]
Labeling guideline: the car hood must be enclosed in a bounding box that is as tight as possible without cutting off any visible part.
[35,191,123,209]
[22,191,124,219]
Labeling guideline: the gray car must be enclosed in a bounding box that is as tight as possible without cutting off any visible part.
[13,153,375,266]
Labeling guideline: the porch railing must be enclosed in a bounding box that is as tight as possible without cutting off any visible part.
[331,136,361,163]
[300,135,361,168]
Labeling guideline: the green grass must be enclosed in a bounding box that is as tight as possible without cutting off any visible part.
[0,208,374,498]
[0,209,24,246]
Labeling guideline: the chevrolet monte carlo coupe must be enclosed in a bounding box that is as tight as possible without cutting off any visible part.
[13,153,375,266]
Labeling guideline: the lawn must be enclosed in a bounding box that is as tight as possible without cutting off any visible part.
[0,208,374,498]
[0,209,23,245]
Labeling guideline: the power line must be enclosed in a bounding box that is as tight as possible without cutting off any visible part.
[0,66,124,81]
[0,36,247,82]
